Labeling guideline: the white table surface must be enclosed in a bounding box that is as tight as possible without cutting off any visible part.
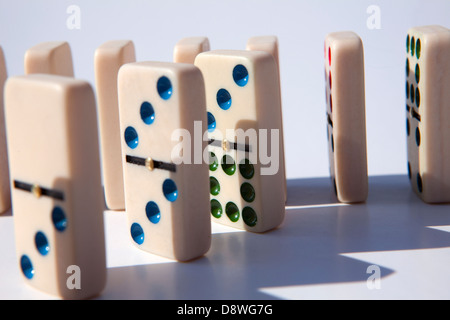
[1,174,449,300]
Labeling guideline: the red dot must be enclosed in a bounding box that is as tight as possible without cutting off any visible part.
[328,47,331,65]
[329,71,332,90]
[329,94,333,112]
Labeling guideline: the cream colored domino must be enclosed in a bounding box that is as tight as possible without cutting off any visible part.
[4,74,106,299]
[194,50,285,232]
[0,47,11,214]
[173,37,210,64]
[118,61,211,261]
[324,32,368,203]
[24,41,74,76]
[95,40,136,210]
[246,36,287,202]
[405,25,450,203]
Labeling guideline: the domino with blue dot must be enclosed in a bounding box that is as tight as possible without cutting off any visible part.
[95,40,136,210]
[405,25,450,203]
[24,41,74,77]
[4,74,106,299]
[324,32,368,203]
[195,50,285,232]
[118,61,211,261]
[173,37,210,64]
[0,46,11,214]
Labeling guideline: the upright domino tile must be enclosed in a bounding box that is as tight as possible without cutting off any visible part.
[405,25,450,203]
[118,62,211,261]
[95,40,136,210]
[173,37,210,64]
[4,74,106,299]
[246,36,287,201]
[195,50,285,232]
[24,41,74,76]
[324,32,368,203]
[0,46,11,214]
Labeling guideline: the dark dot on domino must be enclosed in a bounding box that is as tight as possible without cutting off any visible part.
[145,201,160,224]
[124,126,139,149]
[407,162,411,180]
[239,158,254,179]
[417,173,423,193]
[225,202,240,223]
[157,76,172,100]
[216,88,232,110]
[406,118,410,136]
[415,127,421,146]
[140,102,155,125]
[416,87,420,108]
[221,155,236,176]
[240,182,255,203]
[35,231,49,256]
[406,34,410,53]
[242,207,257,227]
[209,152,218,171]
[331,133,335,153]
[210,176,220,196]
[210,199,223,219]
[411,36,415,56]
[415,64,420,84]
[406,58,410,77]
[406,81,409,99]
[416,38,421,59]
[20,255,34,279]
[207,112,216,132]
[52,206,67,232]
[410,84,415,104]
[233,64,249,87]
[162,179,178,202]
[130,223,144,245]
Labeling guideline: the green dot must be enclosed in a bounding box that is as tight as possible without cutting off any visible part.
[225,202,240,222]
[209,152,218,171]
[210,199,222,219]
[221,155,236,176]
[242,207,257,227]
[240,182,255,202]
[239,158,254,179]
[416,87,420,108]
[416,38,421,59]
[411,36,415,56]
[210,177,220,196]
[406,35,410,53]
[415,63,420,84]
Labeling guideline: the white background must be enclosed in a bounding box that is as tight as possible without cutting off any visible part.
[1,0,448,180]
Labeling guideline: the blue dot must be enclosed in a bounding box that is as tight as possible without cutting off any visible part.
[35,231,49,256]
[20,255,34,279]
[124,126,139,149]
[233,64,249,87]
[52,206,67,232]
[163,179,178,202]
[157,76,172,100]
[216,89,232,110]
[207,112,216,132]
[140,102,155,125]
[145,201,161,224]
[130,223,144,245]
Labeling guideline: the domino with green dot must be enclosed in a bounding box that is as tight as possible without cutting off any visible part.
[405,25,450,203]
[118,61,211,261]
[4,74,106,299]
[195,50,285,233]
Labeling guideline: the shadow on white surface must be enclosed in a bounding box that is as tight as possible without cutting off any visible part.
[98,175,450,299]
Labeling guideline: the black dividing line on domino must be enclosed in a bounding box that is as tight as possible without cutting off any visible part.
[327,113,333,128]
[13,180,65,201]
[208,139,251,152]
[411,108,421,122]
[126,155,177,173]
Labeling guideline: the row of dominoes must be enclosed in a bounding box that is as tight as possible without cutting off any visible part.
[0,24,449,299]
